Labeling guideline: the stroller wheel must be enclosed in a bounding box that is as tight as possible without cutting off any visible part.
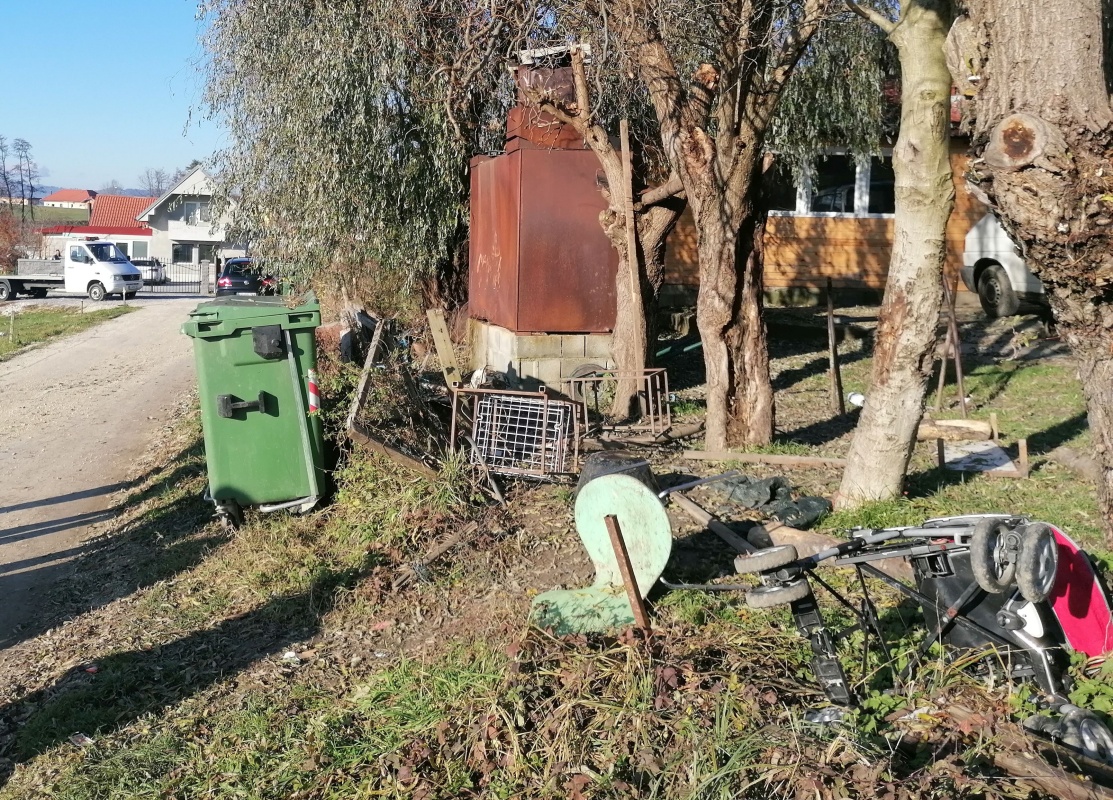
[746,579,810,609]
[970,518,1019,594]
[735,544,799,575]
[1079,715,1113,765]
[1016,522,1059,603]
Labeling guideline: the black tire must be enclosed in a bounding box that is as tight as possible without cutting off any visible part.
[568,363,607,402]
[977,264,1020,318]
[746,579,811,609]
[734,544,799,575]
[970,518,1018,594]
[28,288,47,299]
[87,282,106,302]
[1016,522,1060,603]
[0,281,11,301]
[124,292,137,300]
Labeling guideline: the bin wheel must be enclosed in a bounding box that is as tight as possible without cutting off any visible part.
[217,500,244,531]
[746,579,811,609]
[734,545,799,575]
[970,518,1018,594]
[1016,522,1059,603]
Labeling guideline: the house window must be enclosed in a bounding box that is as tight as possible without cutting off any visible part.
[810,154,857,214]
[117,242,129,258]
[132,241,148,259]
[172,243,195,264]
[867,156,895,214]
[198,243,219,264]
[769,150,895,217]
[182,201,212,225]
[766,161,800,213]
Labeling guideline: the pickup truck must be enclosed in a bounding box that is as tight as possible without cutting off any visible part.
[961,214,1048,318]
[3,240,144,302]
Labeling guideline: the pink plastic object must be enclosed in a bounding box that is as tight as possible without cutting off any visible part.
[1048,526,1113,657]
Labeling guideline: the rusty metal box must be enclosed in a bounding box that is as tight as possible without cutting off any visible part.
[469,148,617,334]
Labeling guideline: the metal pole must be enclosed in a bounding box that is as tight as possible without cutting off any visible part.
[605,515,651,632]
[826,278,845,414]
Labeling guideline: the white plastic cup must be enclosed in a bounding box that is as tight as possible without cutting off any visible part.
[847,392,866,408]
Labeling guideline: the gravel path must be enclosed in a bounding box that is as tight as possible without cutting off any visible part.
[0,296,201,648]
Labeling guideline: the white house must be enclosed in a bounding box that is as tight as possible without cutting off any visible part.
[42,189,96,209]
[135,167,246,265]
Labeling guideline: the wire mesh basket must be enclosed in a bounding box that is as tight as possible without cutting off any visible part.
[451,387,579,477]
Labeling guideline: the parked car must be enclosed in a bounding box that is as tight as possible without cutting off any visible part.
[216,257,277,297]
[131,258,166,285]
[961,214,1048,317]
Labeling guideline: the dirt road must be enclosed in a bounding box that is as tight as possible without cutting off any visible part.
[0,297,200,648]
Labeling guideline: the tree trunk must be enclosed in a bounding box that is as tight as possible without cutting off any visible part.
[602,202,680,420]
[956,0,1113,543]
[838,0,955,507]
[727,199,775,444]
[689,148,773,452]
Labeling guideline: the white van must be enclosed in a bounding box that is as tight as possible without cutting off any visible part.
[6,240,143,301]
[961,213,1047,317]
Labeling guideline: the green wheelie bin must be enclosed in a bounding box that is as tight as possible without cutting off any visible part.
[182,294,324,527]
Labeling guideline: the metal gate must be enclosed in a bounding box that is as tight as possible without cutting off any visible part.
[137,260,205,294]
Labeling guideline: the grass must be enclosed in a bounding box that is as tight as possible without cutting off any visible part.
[818,360,1104,552]
[0,305,136,360]
[21,206,89,225]
[0,330,1102,798]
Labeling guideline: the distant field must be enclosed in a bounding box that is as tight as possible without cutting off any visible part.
[10,206,90,224]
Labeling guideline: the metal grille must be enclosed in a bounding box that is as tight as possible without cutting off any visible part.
[567,367,671,436]
[140,261,202,294]
[450,387,579,477]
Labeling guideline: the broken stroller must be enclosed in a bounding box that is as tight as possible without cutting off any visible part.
[736,514,1113,765]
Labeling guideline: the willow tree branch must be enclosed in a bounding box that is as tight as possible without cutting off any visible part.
[638,173,685,206]
[845,0,897,34]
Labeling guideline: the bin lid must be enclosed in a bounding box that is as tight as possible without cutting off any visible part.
[181,293,321,339]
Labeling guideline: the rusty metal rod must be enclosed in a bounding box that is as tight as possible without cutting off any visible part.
[605,514,651,631]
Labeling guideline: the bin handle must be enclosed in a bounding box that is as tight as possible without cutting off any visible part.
[217,392,266,418]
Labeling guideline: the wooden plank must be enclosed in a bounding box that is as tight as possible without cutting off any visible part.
[684,450,847,468]
[348,421,438,479]
[425,309,462,387]
[917,419,993,441]
[344,318,388,432]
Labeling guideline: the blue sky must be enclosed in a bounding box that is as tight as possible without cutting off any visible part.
[0,0,222,191]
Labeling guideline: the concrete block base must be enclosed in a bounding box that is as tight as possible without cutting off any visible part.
[470,320,614,390]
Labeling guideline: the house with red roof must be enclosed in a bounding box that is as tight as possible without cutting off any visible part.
[42,189,97,209]
[90,195,156,229]
[136,167,245,265]
[35,194,160,261]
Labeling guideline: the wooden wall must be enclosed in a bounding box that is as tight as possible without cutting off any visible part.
[662,148,986,299]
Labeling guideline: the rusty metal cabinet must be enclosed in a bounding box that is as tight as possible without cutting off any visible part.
[468,147,618,334]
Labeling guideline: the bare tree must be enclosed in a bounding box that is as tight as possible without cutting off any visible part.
[139,168,170,197]
[838,0,956,507]
[949,1,1113,543]
[12,139,34,222]
[595,0,835,449]
[100,179,123,193]
[0,137,14,206]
